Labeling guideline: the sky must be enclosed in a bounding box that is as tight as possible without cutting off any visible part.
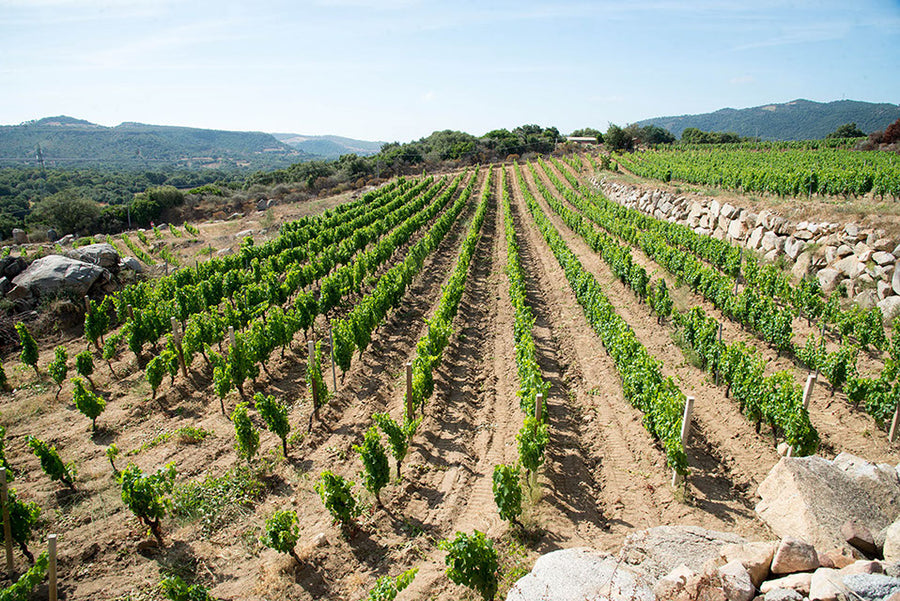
[1,0,898,143]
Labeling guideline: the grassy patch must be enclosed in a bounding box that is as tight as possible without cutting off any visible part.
[126,426,212,456]
[170,465,266,537]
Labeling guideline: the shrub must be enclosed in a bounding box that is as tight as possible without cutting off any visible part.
[365,568,418,601]
[119,462,177,545]
[438,530,499,600]
[7,488,40,562]
[314,470,359,531]
[232,402,259,464]
[0,551,48,599]
[15,323,39,376]
[254,392,290,457]
[491,463,523,527]
[353,425,390,506]
[516,416,548,479]
[372,412,420,477]
[26,436,76,490]
[72,377,106,431]
[160,575,214,601]
[261,509,301,564]
[74,349,96,387]
[48,347,68,399]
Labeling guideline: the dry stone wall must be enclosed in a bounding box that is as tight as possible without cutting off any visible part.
[600,180,900,322]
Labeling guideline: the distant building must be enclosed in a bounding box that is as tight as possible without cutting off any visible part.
[566,136,599,145]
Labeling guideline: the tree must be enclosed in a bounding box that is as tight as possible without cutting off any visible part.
[73,377,106,431]
[826,122,866,139]
[569,128,603,143]
[353,425,390,506]
[605,124,634,152]
[438,530,500,600]
[261,509,301,565]
[232,402,259,464]
[48,347,68,400]
[15,323,39,376]
[254,392,290,457]
[119,462,177,545]
[27,190,100,236]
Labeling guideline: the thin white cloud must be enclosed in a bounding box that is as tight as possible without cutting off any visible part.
[729,75,755,85]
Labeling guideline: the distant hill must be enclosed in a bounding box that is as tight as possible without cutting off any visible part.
[0,116,312,170]
[635,99,900,141]
[273,133,385,159]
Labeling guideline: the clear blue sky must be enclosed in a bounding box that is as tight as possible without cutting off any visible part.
[1,0,898,143]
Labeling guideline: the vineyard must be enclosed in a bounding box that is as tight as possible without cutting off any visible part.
[614,146,900,199]
[1,156,899,600]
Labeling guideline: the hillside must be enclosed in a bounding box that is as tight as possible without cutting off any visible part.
[272,132,385,159]
[636,99,900,140]
[0,116,312,170]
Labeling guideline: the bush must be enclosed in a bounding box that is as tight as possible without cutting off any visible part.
[491,463,523,526]
[353,425,390,506]
[365,568,418,601]
[119,462,177,545]
[73,377,106,431]
[7,488,40,562]
[15,323,39,376]
[48,347,68,399]
[160,575,215,601]
[314,470,359,531]
[254,393,290,457]
[516,415,548,478]
[232,402,259,463]
[261,509,301,564]
[26,436,76,490]
[438,530,499,600]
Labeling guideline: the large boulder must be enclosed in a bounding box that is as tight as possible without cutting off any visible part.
[70,243,120,270]
[11,255,107,298]
[0,256,27,279]
[619,525,746,581]
[879,296,900,324]
[505,548,654,601]
[817,268,844,294]
[756,455,900,552]
[11,228,27,244]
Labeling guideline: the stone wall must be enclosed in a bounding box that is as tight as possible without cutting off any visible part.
[599,180,900,321]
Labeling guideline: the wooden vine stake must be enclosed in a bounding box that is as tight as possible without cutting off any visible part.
[228,325,236,347]
[1,468,12,575]
[715,323,723,386]
[328,328,337,392]
[405,362,413,423]
[309,340,319,423]
[535,393,544,424]
[889,392,900,443]
[170,317,188,377]
[672,396,695,487]
[48,534,58,601]
[788,375,817,457]
[84,295,91,314]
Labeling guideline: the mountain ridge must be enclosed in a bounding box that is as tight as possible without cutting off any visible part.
[635,99,900,141]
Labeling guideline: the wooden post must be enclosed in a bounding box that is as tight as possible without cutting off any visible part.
[535,393,544,423]
[84,296,91,314]
[405,362,413,422]
[788,375,817,457]
[127,304,134,321]
[1,468,12,575]
[309,340,319,422]
[48,534,57,601]
[228,326,235,347]
[672,396,694,487]
[889,393,900,443]
[329,328,337,392]
[164,258,168,276]
[171,317,188,377]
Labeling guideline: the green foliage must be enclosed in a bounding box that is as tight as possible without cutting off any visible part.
[353,425,390,505]
[27,189,101,236]
[0,552,48,601]
[0,361,8,392]
[26,435,76,490]
[84,298,111,350]
[372,412,419,476]
[7,488,40,562]
[315,470,359,530]
[72,377,106,431]
[74,349,95,383]
[826,122,866,139]
[48,346,68,399]
[605,124,634,152]
[170,466,265,536]
[160,575,215,601]
[146,355,166,400]
[14,323,39,375]
[261,510,301,562]
[306,341,329,411]
[516,416,548,476]
[119,462,177,544]
[0,426,15,479]
[212,364,232,414]
[365,568,418,601]
[254,392,290,457]
[438,530,500,600]
[232,402,259,463]
[106,444,119,473]
[491,464,523,525]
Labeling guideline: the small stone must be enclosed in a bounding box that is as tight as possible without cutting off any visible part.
[878,297,900,324]
[817,268,844,294]
[873,251,896,266]
[842,520,878,556]
[777,442,790,456]
[313,533,327,548]
[884,519,900,562]
[879,281,893,300]
[764,589,803,601]
[809,568,842,601]
[718,560,755,601]
[772,537,819,575]
[842,573,900,601]
[794,229,815,240]
[840,560,883,576]
[836,244,854,258]
[820,547,861,569]
[761,572,813,596]
[722,542,776,588]
[11,228,27,244]
[234,229,253,238]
